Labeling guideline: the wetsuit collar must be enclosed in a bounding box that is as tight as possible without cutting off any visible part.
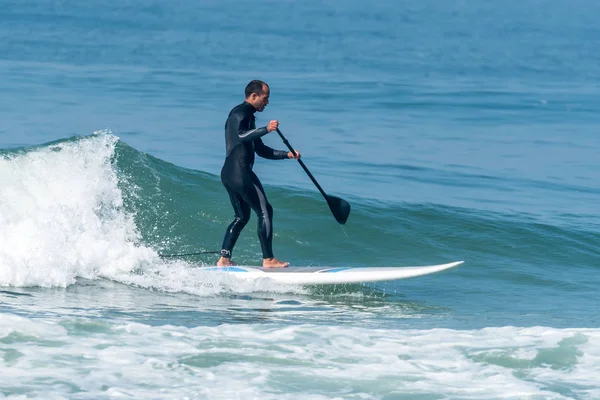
[243,101,258,113]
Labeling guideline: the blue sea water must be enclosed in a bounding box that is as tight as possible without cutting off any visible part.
[1,0,599,399]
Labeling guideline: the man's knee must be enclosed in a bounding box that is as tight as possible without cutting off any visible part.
[266,203,273,219]
[233,201,251,224]
[235,214,250,226]
[256,203,273,220]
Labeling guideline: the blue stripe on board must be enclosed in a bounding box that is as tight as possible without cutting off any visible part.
[321,267,353,273]
[202,267,249,272]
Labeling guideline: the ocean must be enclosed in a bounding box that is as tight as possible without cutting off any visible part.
[1,0,599,399]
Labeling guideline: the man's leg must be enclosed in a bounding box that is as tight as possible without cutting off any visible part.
[218,187,250,266]
[247,173,288,268]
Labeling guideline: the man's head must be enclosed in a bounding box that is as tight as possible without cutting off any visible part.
[245,80,270,112]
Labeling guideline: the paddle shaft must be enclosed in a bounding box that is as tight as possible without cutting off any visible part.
[275,128,329,200]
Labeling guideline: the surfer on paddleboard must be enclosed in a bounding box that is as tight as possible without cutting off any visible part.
[217,80,300,268]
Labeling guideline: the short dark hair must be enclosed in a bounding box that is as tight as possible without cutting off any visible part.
[245,80,268,98]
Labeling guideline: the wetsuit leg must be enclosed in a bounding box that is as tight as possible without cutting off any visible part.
[220,186,251,259]
[220,172,275,259]
[247,172,274,259]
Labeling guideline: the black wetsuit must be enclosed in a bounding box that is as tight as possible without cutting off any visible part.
[220,101,288,259]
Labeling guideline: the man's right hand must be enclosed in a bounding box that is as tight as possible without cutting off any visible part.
[267,120,279,132]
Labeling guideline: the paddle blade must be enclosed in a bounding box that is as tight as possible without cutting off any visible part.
[326,195,351,224]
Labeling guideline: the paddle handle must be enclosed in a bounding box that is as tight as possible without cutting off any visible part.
[275,128,328,200]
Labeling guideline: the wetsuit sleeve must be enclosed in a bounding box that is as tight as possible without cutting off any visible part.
[254,138,289,160]
[236,113,269,142]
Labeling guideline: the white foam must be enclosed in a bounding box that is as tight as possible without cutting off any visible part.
[1,315,598,399]
[0,134,155,287]
[114,259,309,296]
[0,134,306,296]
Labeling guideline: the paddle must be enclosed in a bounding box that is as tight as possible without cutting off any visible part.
[276,128,351,224]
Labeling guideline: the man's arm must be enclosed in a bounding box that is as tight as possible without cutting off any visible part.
[254,138,289,160]
[234,114,269,142]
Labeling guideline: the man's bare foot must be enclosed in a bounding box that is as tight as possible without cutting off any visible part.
[263,257,289,268]
[217,257,237,266]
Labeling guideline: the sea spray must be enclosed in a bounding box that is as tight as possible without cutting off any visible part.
[0,134,155,287]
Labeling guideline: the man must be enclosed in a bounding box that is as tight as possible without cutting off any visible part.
[217,80,300,268]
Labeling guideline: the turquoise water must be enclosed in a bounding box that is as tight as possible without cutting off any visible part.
[1,1,599,399]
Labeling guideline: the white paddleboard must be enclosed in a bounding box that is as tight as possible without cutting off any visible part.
[198,261,463,285]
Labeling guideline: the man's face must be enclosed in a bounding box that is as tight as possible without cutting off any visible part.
[251,85,270,112]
